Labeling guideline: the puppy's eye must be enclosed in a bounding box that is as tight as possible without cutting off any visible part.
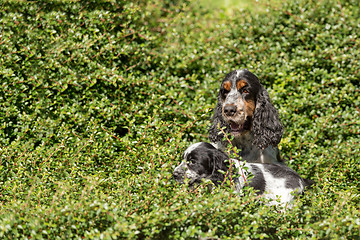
[187,162,196,169]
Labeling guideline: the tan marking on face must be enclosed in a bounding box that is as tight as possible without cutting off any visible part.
[236,80,247,90]
[223,81,232,91]
[244,99,256,117]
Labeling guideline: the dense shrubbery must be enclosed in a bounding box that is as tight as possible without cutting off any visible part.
[0,0,359,239]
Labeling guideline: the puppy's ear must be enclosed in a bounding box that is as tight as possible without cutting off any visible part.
[252,87,283,150]
[209,94,229,143]
[208,150,229,185]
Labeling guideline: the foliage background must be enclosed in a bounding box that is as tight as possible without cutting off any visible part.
[0,0,359,239]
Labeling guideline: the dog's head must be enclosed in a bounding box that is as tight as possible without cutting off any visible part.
[209,69,283,150]
[219,69,261,136]
[173,142,230,187]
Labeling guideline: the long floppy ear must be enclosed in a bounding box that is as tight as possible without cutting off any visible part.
[209,94,229,143]
[208,150,229,185]
[252,87,283,150]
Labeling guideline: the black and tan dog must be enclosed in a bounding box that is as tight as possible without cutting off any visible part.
[209,69,283,163]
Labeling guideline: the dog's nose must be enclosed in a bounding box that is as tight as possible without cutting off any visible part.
[224,105,237,116]
[173,171,184,183]
[173,170,180,178]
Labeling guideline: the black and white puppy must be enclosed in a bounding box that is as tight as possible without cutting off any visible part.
[173,142,313,207]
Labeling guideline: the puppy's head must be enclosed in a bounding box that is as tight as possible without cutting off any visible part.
[173,142,229,187]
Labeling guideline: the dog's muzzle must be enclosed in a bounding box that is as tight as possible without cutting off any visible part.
[173,162,187,183]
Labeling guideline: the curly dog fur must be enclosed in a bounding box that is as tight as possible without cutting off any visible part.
[209,69,283,163]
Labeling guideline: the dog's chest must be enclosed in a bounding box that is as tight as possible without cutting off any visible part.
[231,135,279,163]
[231,134,260,161]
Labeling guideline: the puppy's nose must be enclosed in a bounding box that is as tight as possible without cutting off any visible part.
[173,170,180,179]
[173,171,184,183]
[224,105,237,116]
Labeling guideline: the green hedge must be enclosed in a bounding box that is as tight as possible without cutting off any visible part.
[0,0,359,239]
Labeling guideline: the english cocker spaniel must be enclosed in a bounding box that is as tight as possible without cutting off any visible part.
[209,69,283,163]
[173,142,313,208]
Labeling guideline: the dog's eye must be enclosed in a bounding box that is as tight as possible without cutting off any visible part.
[222,90,230,99]
[241,89,249,94]
[187,162,195,169]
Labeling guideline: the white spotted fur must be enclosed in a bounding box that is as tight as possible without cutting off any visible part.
[174,143,311,209]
